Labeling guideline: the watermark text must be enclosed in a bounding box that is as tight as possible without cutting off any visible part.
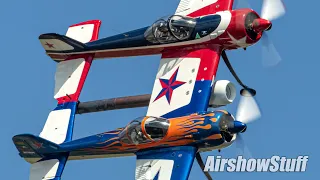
[204,156,309,172]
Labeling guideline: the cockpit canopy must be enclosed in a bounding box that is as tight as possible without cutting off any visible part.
[144,15,197,44]
[119,116,170,145]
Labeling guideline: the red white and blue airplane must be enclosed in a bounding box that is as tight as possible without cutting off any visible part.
[13,0,285,179]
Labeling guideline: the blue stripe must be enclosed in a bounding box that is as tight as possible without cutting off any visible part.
[38,154,68,180]
[47,102,77,178]
[54,102,78,143]
[163,80,212,118]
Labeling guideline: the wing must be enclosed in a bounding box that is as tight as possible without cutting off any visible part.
[135,146,197,180]
[175,0,234,17]
[146,47,222,118]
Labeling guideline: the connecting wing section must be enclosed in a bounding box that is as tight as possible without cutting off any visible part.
[135,146,197,180]
[147,47,222,118]
[13,20,102,180]
[175,0,234,17]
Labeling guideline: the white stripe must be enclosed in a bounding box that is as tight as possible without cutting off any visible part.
[147,58,200,117]
[175,0,219,16]
[66,24,95,43]
[30,159,59,180]
[39,109,71,144]
[176,0,192,14]
[54,58,85,99]
[136,159,174,180]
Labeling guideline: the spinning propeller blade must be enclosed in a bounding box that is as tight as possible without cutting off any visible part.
[234,134,253,158]
[234,0,286,67]
[261,33,282,67]
[236,89,261,124]
[234,89,261,158]
[261,0,286,21]
[260,0,286,67]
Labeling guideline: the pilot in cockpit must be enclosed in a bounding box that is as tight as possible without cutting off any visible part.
[130,125,147,145]
[157,22,171,41]
[158,22,169,32]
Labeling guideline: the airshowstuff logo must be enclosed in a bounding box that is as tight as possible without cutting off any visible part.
[204,156,309,172]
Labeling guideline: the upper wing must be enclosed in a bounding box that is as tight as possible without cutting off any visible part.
[175,0,234,17]
[146,47,222,118]
[135,146,197,180]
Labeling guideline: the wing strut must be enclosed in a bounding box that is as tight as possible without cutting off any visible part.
[221,50,256,96]
[195,152,213,180]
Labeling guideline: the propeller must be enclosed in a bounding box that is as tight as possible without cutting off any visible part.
[234,134,253,158]
[236,89,261,124]
[196,89,261,179]
[261,33,282,67]
[259,0,286,67]
[233,88,261,158]
[235,0,286,67]
[261,0,286,21]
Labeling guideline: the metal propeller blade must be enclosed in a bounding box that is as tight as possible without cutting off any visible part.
[261,0,286,21]
[195,152,213,180]
[236,89,261,124]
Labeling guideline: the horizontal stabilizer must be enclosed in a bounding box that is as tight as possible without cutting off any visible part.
[13,134,61,159]
[39,33,86,53]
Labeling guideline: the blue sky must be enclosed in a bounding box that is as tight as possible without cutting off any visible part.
[1,0,317,179]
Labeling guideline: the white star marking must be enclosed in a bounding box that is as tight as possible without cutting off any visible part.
[227,32,250,48]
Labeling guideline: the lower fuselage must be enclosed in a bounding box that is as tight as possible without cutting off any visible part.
[60,111,237,160]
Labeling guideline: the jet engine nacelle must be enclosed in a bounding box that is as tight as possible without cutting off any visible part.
[209,80,236,107]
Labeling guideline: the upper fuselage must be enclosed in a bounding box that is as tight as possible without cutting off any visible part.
[48,9,265,60]
[59,110,246,160]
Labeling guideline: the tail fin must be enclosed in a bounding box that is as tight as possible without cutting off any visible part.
[14,20,101,180]
[13,134,61,159]
[39,20,101,61]
[39,33,86,53]
[13,134,67,180]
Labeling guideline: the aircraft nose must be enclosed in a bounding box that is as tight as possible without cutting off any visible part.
[229,121,247,134]
[252,18,272,33]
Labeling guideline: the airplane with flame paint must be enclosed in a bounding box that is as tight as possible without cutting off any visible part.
[13,0,286,179]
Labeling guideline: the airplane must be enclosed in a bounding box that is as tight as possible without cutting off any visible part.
[12,0,286,179]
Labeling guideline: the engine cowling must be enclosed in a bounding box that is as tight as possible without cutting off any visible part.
[209,80,236,107]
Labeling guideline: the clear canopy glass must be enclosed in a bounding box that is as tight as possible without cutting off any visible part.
[144,15,196,43]
[119,116,170,145]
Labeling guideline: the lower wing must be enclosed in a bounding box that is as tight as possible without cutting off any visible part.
[135,146,197,180]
